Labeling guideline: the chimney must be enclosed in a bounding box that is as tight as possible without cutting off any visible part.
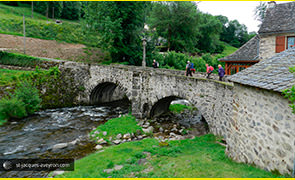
[267,1,276,9]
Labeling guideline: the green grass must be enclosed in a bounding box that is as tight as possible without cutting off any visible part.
[0,4,98,46]
[56,134,285,178]
[89,115,143,141]
[0,69,32,86]
[169,104,193,113]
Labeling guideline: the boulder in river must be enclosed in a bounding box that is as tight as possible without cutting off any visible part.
[52,143,68,150]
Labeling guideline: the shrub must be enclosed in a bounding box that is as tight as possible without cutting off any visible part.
[0,96,27,121]
[14,81,42,115]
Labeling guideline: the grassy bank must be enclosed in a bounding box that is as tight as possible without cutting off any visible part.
[56,134,284,178]
[0,3,98,46]
[169,104,194,113]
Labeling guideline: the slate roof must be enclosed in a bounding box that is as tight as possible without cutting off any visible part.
[219,35,260,62]
[258,2,295,34]
[228,48,295,92]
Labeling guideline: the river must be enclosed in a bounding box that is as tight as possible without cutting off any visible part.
[0,101,130,178]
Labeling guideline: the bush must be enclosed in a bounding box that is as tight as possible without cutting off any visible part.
[14,81,41,115]
[0,96,27,121]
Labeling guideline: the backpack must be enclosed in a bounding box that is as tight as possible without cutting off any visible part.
[190,63,194,69]
[209,66,214,71]
[156,62,159,68]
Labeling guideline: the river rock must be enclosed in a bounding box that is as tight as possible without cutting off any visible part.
[138,158,148,165]
[169,132,177,137]
[116,133,122,139]
[103,131,107,136]
[51,170,65,177]
[94,131,100,134]
[123,133,131,139]
[171,127,178,132]
[142,126,154,134]
[52,143,68,150]
[114,165,123,171]
[97,138,107,145]
[68,138,79,145]
[159,127,164,132]
[103,169,113,173]
[95,145,103,150]
[137,135,143,140]
[142,122,150,128]
[113,140,121,144]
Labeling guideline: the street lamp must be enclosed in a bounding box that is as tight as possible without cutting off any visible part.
[142,38,147,67]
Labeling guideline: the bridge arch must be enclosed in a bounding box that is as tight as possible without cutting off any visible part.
[89,81,130,105]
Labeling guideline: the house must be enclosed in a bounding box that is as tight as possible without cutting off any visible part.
[227,48,295,175]
[219,1,295,75]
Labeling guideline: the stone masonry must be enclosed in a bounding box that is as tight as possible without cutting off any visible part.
[227,83,295,175]
[57,60,294,175]
[259,33,295,60]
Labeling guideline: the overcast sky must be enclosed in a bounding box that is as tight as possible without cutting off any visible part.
[197,1,289,33]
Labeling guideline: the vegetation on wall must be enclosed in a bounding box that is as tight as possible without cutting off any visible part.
[283,66,295,113]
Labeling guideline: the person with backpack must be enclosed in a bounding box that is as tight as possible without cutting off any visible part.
[206,64,214,79]
[152,59,159,68]
[186,61,192,77]
[190,62,195,74]
[218,64,225,81]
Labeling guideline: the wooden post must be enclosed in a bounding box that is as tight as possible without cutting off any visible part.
[23,15,26,54]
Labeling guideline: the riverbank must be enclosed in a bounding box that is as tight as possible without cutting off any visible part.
[55,134,285,178]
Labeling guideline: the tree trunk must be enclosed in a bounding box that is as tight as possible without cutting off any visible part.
[168,24,171,51]
[46,3,49,23]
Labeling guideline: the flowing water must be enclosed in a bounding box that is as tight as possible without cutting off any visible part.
[0,101,130,178]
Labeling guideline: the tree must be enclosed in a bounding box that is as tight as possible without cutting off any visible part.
[61,2,82,20]
[34,2,63,19]
[149,2,199,53]
[283,66,295,113]
[197,13,223,53]
[218,17,253,48]
[254,2,267,23]
[84,2,147,65]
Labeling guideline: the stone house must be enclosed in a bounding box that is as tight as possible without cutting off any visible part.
[226,48,295,175]
[220,1,295,75]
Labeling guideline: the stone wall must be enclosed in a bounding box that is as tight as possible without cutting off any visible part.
[259,33,295,60]
[226,83,295,175]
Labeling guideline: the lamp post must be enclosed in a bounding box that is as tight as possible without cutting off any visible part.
[142,38,147,67]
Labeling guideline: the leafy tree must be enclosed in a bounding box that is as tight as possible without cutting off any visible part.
[34,1,63,19]
[149,2,199,53]
[61,1,82,20]
[283,66,295,113]
[84,1,148,65]
[197,13,224,53]
[255,2,267,23]
[218,17,253,48]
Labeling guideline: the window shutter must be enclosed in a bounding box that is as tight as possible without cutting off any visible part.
[276,36,285,53]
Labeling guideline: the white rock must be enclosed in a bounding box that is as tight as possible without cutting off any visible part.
[123,133,131,139]
[52,143,68,150]
[171,127,178,132]
[116,133,122,139]
[169,132,177,137]
[159,127,164,132]
[142,126,154,134]
[137,135,143,139]
[103,169,113,173]
[95,145,103,150]
[68,139,79,145]
[113,140,121,144]
[103,131,107,136]
[114,165,123,171]
[97,138,107,145]
[51,170,65,177]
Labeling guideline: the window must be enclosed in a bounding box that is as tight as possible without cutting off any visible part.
[230,67,237,75]
[287,36,295,49]
[239,67,246,72]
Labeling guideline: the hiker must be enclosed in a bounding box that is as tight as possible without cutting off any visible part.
[218,64,225,81]
[206,64,214,78]
[152,59,159,68]
[191,62,195,74]
[186,61,192,77]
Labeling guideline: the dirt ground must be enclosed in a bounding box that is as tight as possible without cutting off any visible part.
[0,34,106,63]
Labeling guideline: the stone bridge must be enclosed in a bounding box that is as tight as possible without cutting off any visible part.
[59,61,233,137]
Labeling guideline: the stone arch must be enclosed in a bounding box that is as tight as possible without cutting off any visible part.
[89,81,130,105]
[150,96,181,117]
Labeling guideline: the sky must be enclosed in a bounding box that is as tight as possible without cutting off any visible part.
[197,1,289,33]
